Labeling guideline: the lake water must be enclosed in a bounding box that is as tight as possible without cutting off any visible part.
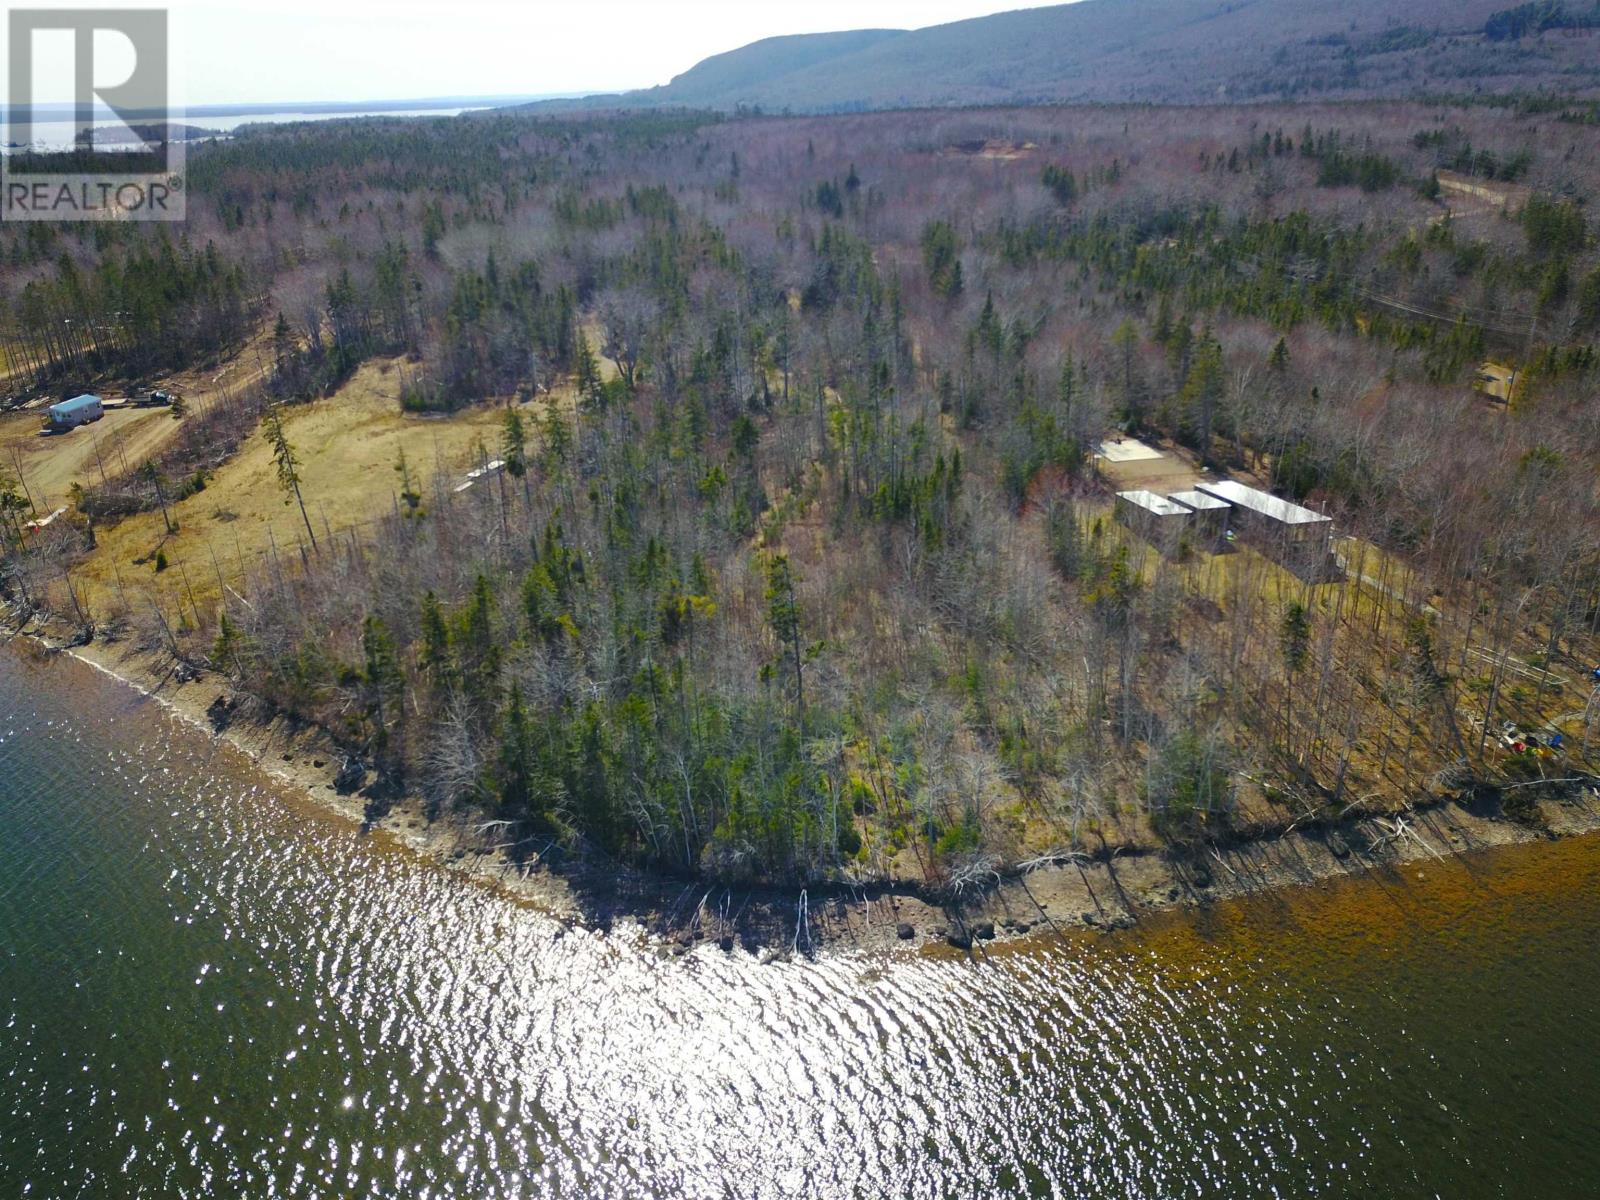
[3,108,486,153]
[3,642,1599,1198]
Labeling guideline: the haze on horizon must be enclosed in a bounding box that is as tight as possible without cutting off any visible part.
[6,0,1073,108]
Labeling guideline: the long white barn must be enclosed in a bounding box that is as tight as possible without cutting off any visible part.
[1193,479,1330,528]
[1194,479,1336,579]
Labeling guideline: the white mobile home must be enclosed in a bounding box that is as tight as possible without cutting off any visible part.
[44,394,103,432]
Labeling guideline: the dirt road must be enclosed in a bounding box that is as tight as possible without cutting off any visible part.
[0,407,184,512]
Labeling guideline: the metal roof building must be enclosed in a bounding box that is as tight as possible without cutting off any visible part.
[1168,488,1229,514]
[1194,480,1330,528]
[1117,489,1191,518]
[1168,489,1230,544]
[1116,489,1192,554]
[1194,480,1337,580]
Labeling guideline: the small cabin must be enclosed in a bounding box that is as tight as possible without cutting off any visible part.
[1115,489,1191,553]
[45,394,103,432]
[1168,489,1230,546]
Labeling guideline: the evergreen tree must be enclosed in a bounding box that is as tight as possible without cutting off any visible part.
[362,614,404,757]
[1269,335,1291,373]
[764,553,808,726]
[454,574,501,716]
[497,685,550,828]
[1112,318,1145,428]
[574,331,606,411]
[419,591,452,688]
[502,408,528,479]
[263,405,317,552]
[1279,601,1311,759]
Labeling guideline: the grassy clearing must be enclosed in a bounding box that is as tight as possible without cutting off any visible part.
[0,328,277,512]
[71,358,545,619]
[1,408,183,512]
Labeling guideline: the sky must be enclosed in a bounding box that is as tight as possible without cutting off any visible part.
[7,0,1071,108]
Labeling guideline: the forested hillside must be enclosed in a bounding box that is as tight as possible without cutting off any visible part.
[527,0,1600,113]
[3,98,1598,891]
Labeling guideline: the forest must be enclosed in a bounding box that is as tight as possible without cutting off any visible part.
[2,99,1598,891]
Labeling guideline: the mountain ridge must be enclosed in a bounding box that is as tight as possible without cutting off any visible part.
[511,0,1600,114]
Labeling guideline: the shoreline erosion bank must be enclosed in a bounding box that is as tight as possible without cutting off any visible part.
[7,618,1600,958]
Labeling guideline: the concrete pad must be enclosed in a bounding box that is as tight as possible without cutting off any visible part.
[1096,437,1163,463]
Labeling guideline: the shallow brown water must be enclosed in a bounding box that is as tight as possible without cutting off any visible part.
[3,644,1599,1198]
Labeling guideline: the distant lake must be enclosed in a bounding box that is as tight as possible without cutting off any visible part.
[3,106,489,153]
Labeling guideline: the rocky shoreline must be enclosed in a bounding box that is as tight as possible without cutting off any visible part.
[7,614,1600,960]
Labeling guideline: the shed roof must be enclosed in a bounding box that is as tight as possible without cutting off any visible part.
[1117,489,1190,517]
[1194,480,1330,525]
[1168,489,1229,511]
